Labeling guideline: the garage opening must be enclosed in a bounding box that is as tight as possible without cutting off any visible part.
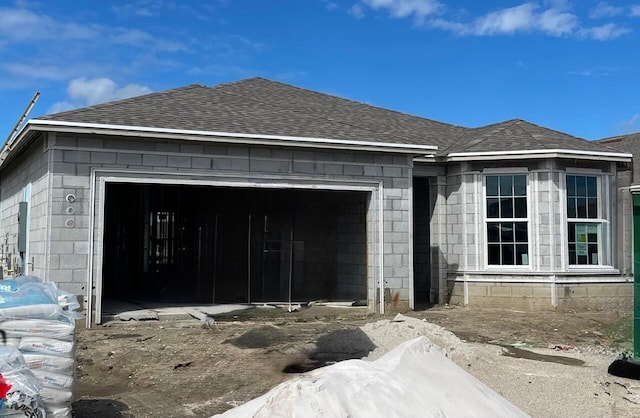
[102,183,369,306]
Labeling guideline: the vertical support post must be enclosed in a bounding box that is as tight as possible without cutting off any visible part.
[247,214,252,304]
[633,194,640,358]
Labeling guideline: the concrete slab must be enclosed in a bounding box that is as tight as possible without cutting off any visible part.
[115,309,159,321]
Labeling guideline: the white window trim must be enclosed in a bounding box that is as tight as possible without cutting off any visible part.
[564,171,612,270]
[482,171,532,271]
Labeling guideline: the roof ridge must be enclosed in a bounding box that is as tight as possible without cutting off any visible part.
[209,78,467,143]
[514,120,554,150]
[226,78,466,131]
[449,119,521,153]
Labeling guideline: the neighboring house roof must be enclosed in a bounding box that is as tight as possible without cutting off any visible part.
[3,77,632,166]
[598,133,640,183]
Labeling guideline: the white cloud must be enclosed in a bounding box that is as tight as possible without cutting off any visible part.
[110,28,155,47]
[424,2,629,40]
[67,77,152,105]
[47,77,152,114]
[537,7,578,35]
[0,5,187,53]
[349,3,366,19]
[360,0,442,20]
[579,23,630,40]
[3,63,70,81]
[47,101,76,114]
[429,3,577,37]
[589,2,624,19]
[473,3,537,35]
[0,7,98,42]
[631,5,640,17]
[568,69,593,76]
[619,113,640,133]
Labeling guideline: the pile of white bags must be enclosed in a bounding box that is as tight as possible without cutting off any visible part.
[0,276,81,418]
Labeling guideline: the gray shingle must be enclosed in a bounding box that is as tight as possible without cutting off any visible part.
[446,119,618,155]
[39,78,465,148]
[598,133,640,182]
[38,78,620,157]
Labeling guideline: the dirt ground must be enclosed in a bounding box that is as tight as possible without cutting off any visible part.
[71,305,635,417]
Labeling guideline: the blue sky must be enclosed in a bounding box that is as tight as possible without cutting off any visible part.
[1,0,639,142]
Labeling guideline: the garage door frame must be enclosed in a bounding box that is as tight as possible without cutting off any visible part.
[87,168,384,325]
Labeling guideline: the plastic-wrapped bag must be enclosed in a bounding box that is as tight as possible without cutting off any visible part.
[0,345,45,418]
[0,318,75,340]
[22,355,74,374]
[0,278,61,321]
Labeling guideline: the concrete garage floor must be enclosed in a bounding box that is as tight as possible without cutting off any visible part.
[100,298,368,322]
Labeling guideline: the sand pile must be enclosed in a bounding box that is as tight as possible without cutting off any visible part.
[215,315,528,417]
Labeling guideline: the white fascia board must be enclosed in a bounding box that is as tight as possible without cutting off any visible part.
[447,148,632,162]
[630,185,640,194]
[22,119,438,154]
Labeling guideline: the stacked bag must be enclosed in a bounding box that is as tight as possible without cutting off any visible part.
[0,276,82,417]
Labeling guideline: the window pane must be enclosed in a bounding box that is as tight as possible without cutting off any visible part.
[567,176,576,197]
[514,197,527,218]
[586,176,597,197]
[500,198,513,218]
[587,224,598,242]
[589,245,598,264]
[567,198,576,218]
[513,175,526,196]
[515,222,528,242]
[486,176,498,196]
[576,176,586,196]
[568,222,600,265]
[487,198,499,218]
[569,245,576,265]
[488,244,501,264]
[576,198,587,218]
[501,223,514,242]
[500,176,512,196]
[487,223,500,242]
[516,244,528,265]
[502,244,514,265]
[587,198,598,219]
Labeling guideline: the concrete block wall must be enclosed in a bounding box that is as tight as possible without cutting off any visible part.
[556,283,632,311]
[381,157,413,311]
[47,133,413,312]
[616,170,633,275]
[448,281,555,310]
[429,176,448,303]
[336,193,367,300]
[444,170,463,270]
[0,136,50,279]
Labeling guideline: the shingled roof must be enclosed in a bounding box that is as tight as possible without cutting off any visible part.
[32,77,627,159]
[39,77,465,149]
[598,133,640,183]
[445,119,616,154]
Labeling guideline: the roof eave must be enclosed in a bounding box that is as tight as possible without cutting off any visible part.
[446,149,632,163]
[20,119,438,154]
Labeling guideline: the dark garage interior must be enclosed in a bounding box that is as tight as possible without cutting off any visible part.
[102,183,369,305]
